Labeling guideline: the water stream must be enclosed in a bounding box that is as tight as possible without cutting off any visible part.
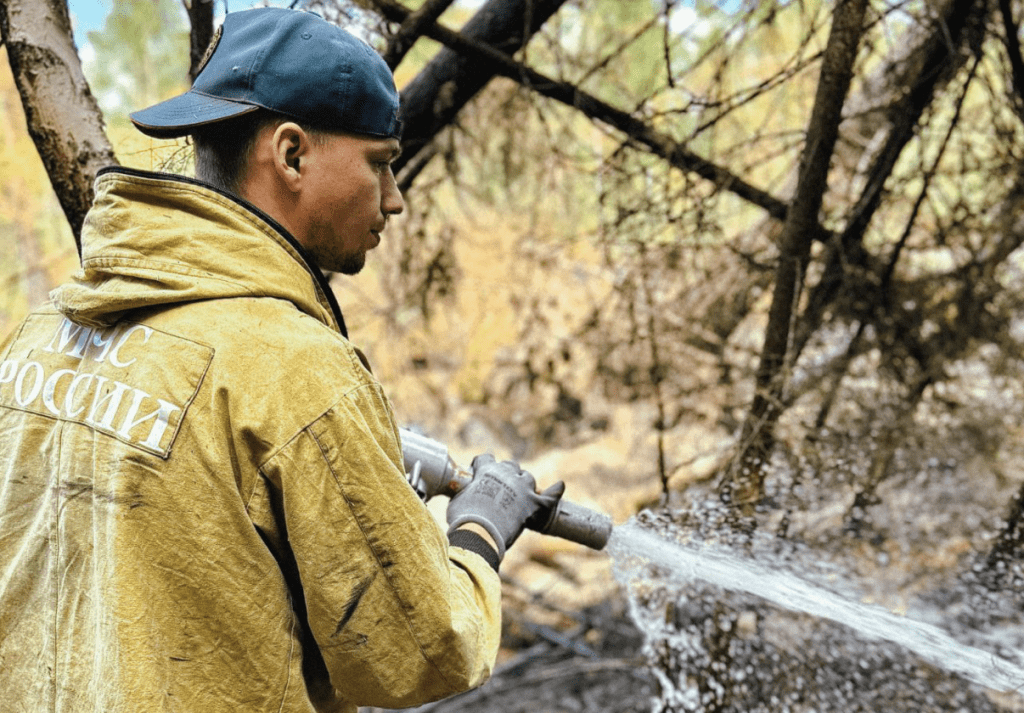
[609,517,1024,698]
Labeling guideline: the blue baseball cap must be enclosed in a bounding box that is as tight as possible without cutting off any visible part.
[130,8,402,139]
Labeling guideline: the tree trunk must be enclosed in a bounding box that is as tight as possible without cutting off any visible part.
[0,0,117,254]
[184,0,215,83]
[722,0,869,516]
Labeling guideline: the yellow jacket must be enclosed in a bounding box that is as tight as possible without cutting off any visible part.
[0,168,501,712]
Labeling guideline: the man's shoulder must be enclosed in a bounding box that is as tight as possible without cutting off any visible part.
[149,296,371,387]
[156,296,328,341]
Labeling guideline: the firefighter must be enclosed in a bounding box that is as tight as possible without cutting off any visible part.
[0,7,561,711]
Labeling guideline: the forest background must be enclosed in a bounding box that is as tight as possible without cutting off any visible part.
[4,0,1024,710]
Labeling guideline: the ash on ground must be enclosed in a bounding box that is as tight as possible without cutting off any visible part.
[364,598,655,713]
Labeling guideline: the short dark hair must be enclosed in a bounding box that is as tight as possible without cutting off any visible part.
[191,110,328,195]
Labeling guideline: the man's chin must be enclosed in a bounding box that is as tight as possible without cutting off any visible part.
[331,253,367,276]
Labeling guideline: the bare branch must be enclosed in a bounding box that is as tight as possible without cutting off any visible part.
[366,0,790,221]
[999,0,1024,120]
[383,0,455,70]
[662,0,675,89]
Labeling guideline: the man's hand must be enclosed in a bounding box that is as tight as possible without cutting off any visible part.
[446,455,564,561]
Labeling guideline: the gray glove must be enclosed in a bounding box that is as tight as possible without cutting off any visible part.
[446,454,565,561]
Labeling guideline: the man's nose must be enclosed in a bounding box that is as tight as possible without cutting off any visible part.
[382,171,404,216]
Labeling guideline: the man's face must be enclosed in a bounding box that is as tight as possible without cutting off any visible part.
[299,133,404,275]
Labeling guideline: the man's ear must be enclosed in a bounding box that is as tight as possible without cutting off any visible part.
[270,122,309,192]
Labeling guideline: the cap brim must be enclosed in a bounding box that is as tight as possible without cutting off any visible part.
[129,90,260,139]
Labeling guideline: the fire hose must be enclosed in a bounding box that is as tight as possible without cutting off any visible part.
[400,428,614,551]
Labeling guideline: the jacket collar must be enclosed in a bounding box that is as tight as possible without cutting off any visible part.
[52,167,349,338]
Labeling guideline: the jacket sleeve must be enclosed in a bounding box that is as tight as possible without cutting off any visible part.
[258,379,501,709]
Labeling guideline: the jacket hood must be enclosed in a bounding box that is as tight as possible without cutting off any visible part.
[51,167,347,335]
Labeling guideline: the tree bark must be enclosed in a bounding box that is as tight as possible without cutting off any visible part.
[0,0,116,254]
[723,0,869,516]
[184,0,215,83]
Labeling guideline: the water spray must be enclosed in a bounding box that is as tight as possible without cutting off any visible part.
[611,517,1024,698]
[400,428,614,551]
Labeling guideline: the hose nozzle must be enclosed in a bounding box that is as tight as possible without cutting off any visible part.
[400,428,613,551]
